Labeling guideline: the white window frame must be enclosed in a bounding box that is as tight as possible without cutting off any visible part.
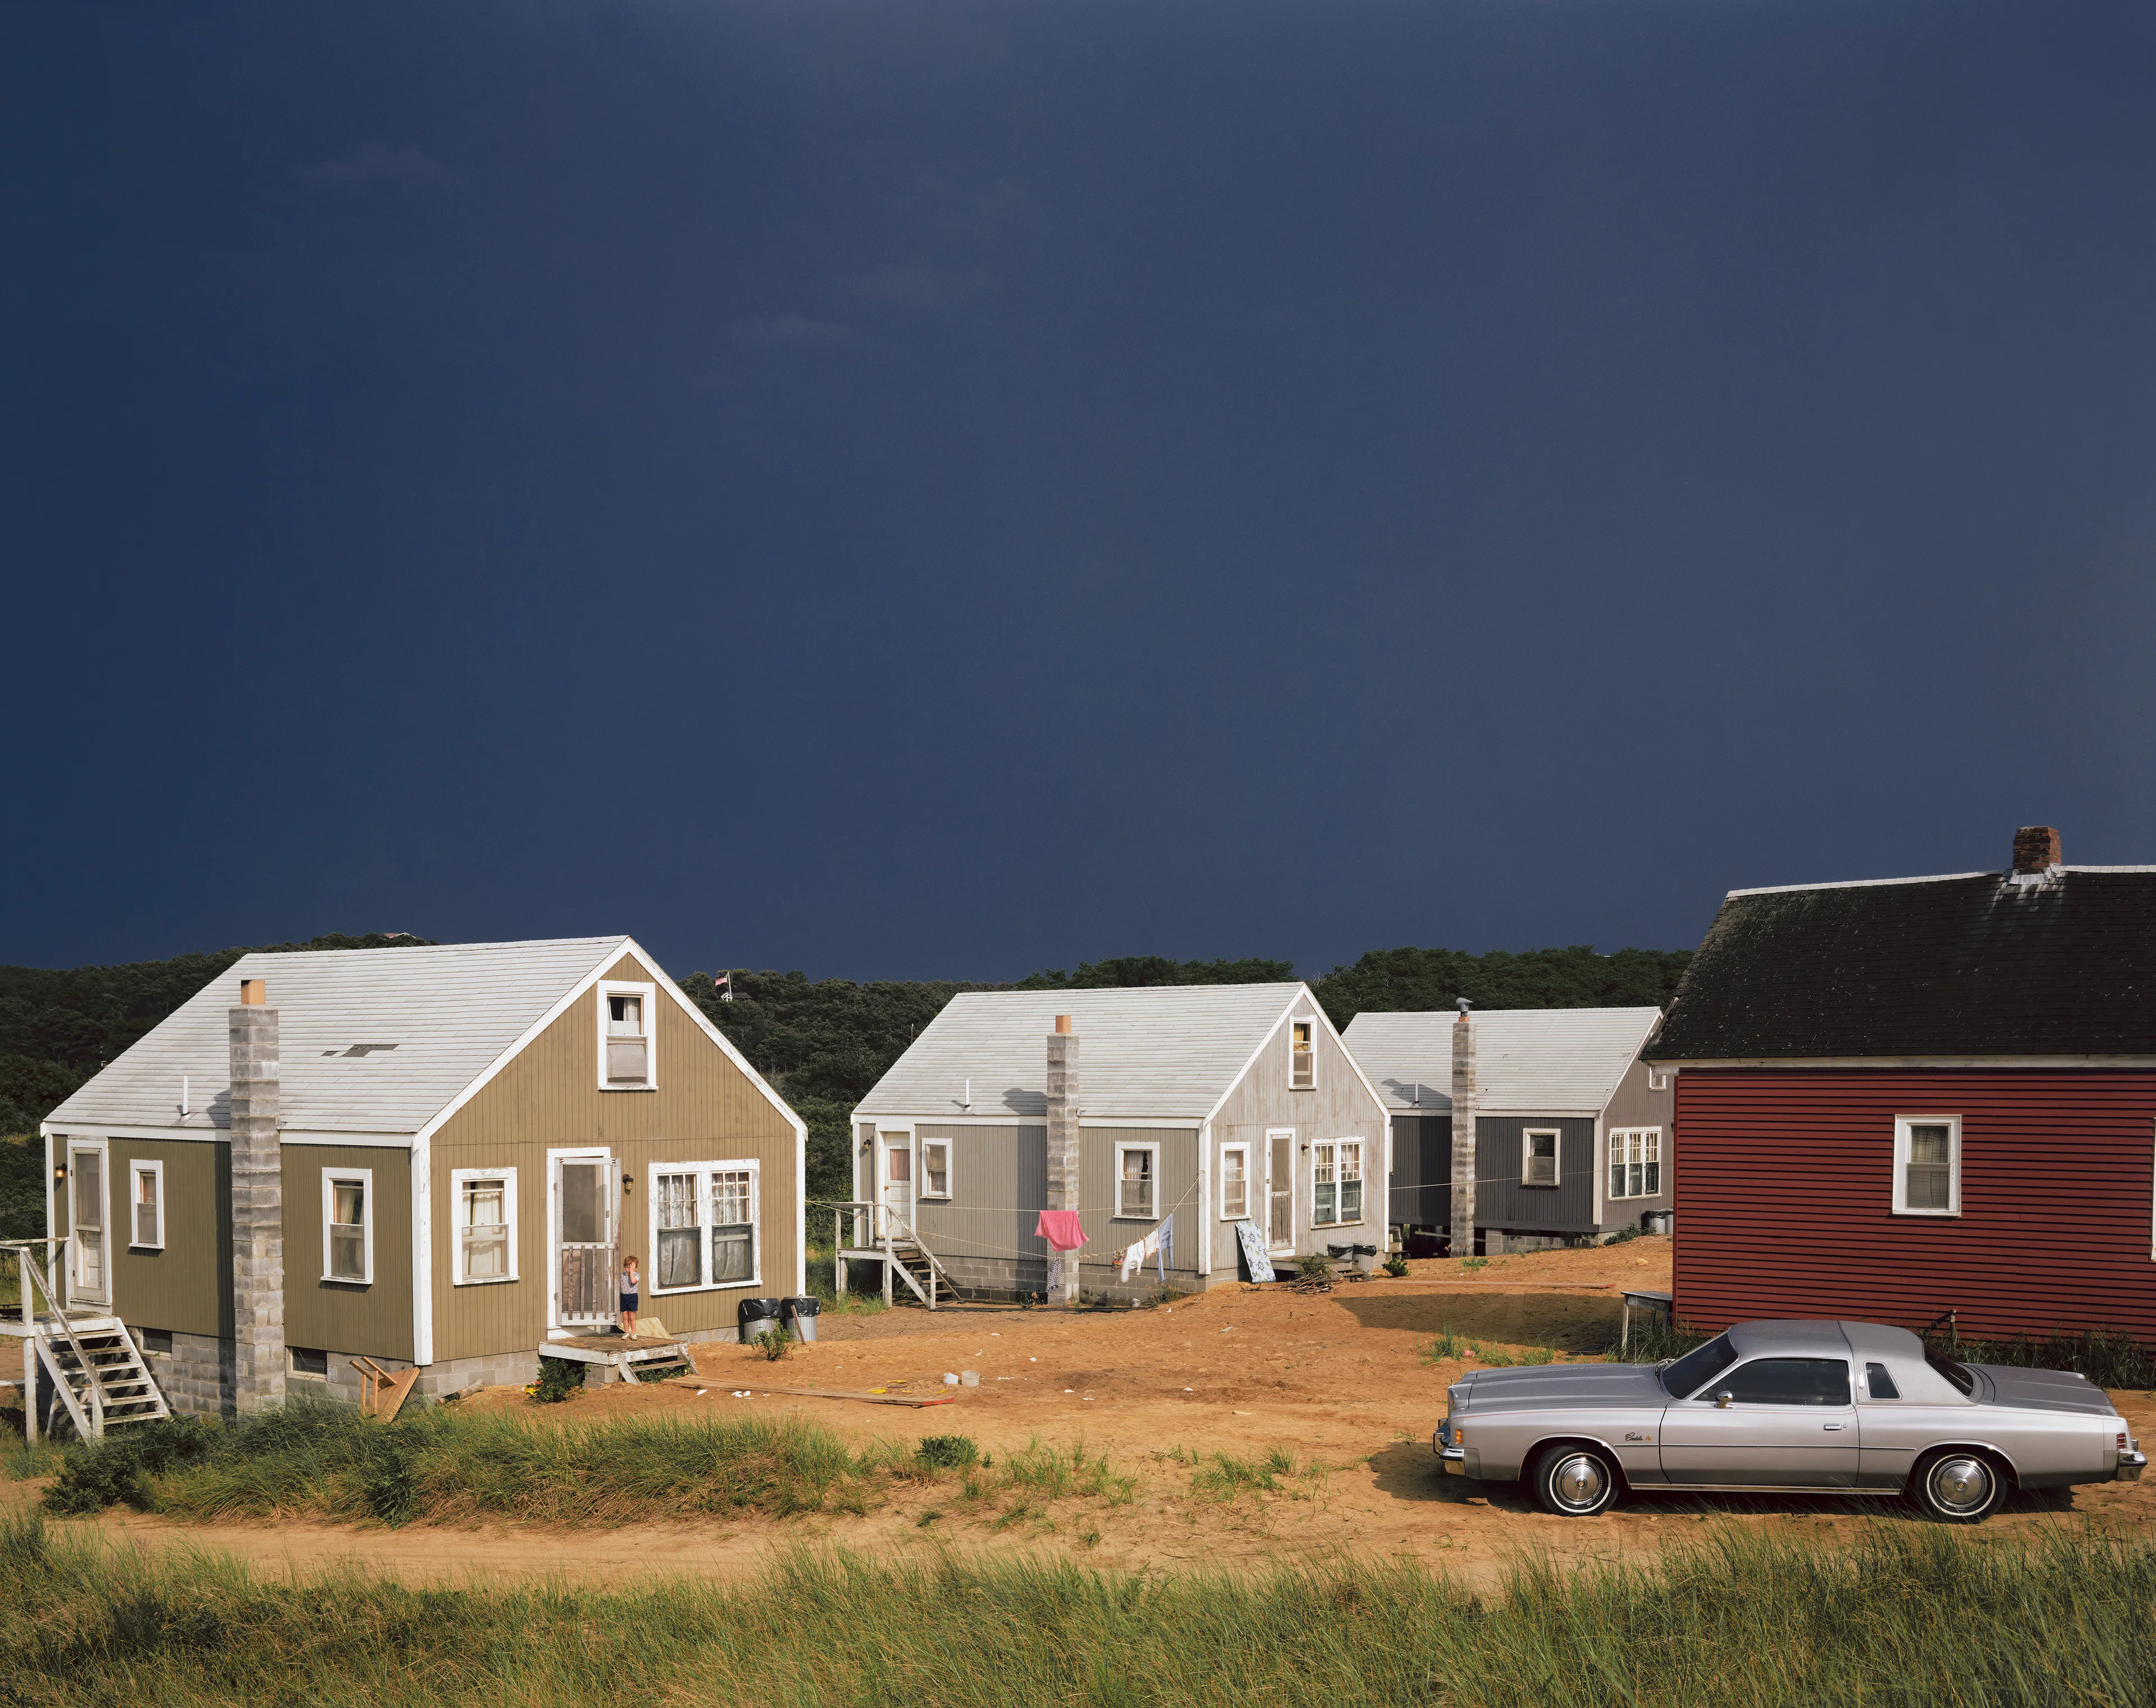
[1312,1140,1366,1227]
[322,1166,376,1285]
[1114,1141,1161,1221]
[596,978,658,1092]
[646,1158,762,1294]
[1218,1141,1251,1221]
[1892,1115,1961,1217]
[1288,1017,1317,1092]
[450,1167,519,1285]
[127,1158,166,1250]
[919,1138,952,1200]
[1607,1129,1663,1201]
[1522,1129,1561,1188]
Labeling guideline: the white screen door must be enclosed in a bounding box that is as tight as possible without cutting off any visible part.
[71,1144,107,1304]
[881,1139,913,1236]
[1267,1130,1294,1255]
[555,1154,616,1327]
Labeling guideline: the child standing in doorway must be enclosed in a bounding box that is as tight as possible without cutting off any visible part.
[619,1255,640,1337]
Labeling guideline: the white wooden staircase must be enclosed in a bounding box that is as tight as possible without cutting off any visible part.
[4,1241,172,1442]
[832,1204,961,1310]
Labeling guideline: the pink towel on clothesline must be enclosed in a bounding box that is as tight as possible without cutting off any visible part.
[1035,1210,1086,1251]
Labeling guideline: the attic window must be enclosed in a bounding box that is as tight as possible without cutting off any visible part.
[597,981,656,1090]
[1289,1019,1315,1090]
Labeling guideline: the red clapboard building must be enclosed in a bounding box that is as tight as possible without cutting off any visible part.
[1644,826,2156,1345]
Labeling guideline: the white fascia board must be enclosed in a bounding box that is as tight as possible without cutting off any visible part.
[631,938,810,1145]
[39,1120,233,1143]
[1639,1054,2156,1070]
[1474,1107,1606,1120]
[1310,985,1392,1124]
[1200,984,1389,1130]
[280,1131,420,1149]
[1201,995,1300,1127]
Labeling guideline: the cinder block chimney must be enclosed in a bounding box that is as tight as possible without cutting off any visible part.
[229,976,286,1414]
[1045,1014,1079,1303]
[1450,1003,1477,1260]
[2012,825,2062,874]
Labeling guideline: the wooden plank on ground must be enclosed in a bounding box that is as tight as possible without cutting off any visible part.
[739,1385,958,1408]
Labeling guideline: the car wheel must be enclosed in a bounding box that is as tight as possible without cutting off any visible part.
[1531,1443,1620,1517]
[1910,1450,2006,1523]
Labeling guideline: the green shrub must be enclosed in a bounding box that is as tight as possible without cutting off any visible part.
[532,1357,587,1403]
[43,1415,220,1515]
[1381,1253,1409,1277]
[1293,1253,1332,1282]
[1420,1326,1468,1363]
[753,1328,793,1362]
[915,1435,979,1470]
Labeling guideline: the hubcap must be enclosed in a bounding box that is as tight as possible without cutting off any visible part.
[1551,1453,1607,1511]
[1929,1455,1993,1514]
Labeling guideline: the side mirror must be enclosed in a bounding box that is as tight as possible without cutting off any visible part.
[1714,1391,1734,1409]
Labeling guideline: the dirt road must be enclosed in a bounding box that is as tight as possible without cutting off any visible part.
[25,1239,2156,1587]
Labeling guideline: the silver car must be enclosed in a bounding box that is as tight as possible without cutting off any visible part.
[1435,1318,2145,1522]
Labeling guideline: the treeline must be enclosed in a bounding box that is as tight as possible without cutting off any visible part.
[0,937,1691,1209]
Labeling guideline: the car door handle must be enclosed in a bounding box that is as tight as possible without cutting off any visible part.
[1822,1423,1846,1431]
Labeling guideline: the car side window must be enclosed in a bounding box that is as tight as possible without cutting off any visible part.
[1710,1358,1852,1406]
[1865,1362,1902,1400]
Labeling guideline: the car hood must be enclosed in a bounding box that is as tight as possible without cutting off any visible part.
[1450,1362,1670,1414]
[1970,1364,2120,1417]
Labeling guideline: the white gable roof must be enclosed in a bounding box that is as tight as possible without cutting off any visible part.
[1342,1007,1663,1116]
[44,936,643,1140]
[855,983,1332,1123]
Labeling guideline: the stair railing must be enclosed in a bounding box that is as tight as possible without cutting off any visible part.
[2,1239,109,1438]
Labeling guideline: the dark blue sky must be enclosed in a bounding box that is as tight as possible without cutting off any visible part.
[6,1,2153,981]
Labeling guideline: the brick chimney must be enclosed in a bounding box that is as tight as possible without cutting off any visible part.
[1450,1003,1477,1259]
[229,976,286,1414]
[2012,825,2062,875]
[1045,1015,1079,1303]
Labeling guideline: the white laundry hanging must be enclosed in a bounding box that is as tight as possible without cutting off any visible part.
[1118,1213,1172,1283]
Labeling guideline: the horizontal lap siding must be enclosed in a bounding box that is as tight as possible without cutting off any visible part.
[1675,1069,2156,1343]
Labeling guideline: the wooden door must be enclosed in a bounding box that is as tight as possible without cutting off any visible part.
[555,1154,616,1327]
[881,1140,913,1237]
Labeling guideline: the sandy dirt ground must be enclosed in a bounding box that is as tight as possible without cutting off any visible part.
[18,1238,2156,1589]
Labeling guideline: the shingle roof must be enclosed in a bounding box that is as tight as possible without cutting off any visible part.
[1343,1008,1664,1115]
[43,937,632,1138]
[853,984,1320,1122]
[1647,868,2156,1060]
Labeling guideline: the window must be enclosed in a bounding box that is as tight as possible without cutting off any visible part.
[1116,1144,1158,1220]
[140,1328,172,1357]
[290,1346,330,1378]
[1289,1019,1315,1090]
[1607,1129,1661,1200]
[451,1168,518,1284]
[1864,1362,1902,1401]
[1523,1130,1560,1187]
[1893,1116,1960,1216]
[921,1140,951,1199]
[129,1159,165,1249]
[1313,1141,1364,1226]
[1711,1358,1852,1408]
[1660,1334,1739,1399]
[1219,1144,1250,1221]
[647,1161,760,1292]
[596,980,656,1089]
[322,1168,373,1284]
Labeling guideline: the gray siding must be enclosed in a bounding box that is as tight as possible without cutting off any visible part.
[907,1124,1050,1293]
[1209,1007,1388,1273]
[1388,1115,1449,1230]
[1597,1056,1675,1228]
[1476,1116,1596,1233]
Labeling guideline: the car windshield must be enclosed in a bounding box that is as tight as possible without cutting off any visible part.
[1660,1334,1739,1399]
[1925,1350,1976,1396]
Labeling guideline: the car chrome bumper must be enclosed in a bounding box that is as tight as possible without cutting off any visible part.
[2117,1449,2146,1483]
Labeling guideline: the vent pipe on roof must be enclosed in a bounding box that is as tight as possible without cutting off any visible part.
[1045,1016,1079,1303]
[229,978,286,1417]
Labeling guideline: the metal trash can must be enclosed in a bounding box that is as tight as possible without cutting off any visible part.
[780,1296,821,1342]
[738,1297,784,1342]
[1643,1210,1674,1237]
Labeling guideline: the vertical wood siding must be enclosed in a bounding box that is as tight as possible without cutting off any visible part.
[1388,1115,1449,1228]
[1475,1116,1596,1231]
[1209,1010,1387,1269]
[908,1124,1048,1277]
[1674,1068,2156,1343]
[104,1139,230,1339]
[285,1143,414,1361]
[431,952,801,1360]
[1080,1127,1199,1277]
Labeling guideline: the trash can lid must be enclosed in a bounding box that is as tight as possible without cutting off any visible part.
[781,1295,821,1313]
[738,1296,784,1314]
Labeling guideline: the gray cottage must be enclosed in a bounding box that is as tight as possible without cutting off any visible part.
[1342,1007,1672,1254]
[847,984,1390,1301]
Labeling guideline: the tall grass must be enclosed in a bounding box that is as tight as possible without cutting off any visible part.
[3,1510,2151,1706]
